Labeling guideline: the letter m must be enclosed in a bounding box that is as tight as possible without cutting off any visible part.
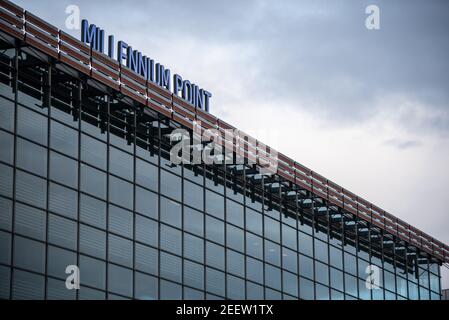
[81,19,99,50]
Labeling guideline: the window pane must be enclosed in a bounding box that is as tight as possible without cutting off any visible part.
[135,243,158,275]
[108,263,133,297]
[184,260,204,290]
[184,180,203,211]
[109,205,133,239]
[80,194,106,229]
[80,164,106,199]
[0,131,13,165]
[80,224,106,259]
[299,277,314,300]
[136,159,158,191]
[135,215,158,246]
[184,233,204,263]
[315,239,328,264]
[79,255,106,290]
[50,120,78,158]
[14,236,45,273]
[226,224,244,252]
[160,197,181,228]
[226,199,243,227]
[135,272,158,300]
[227,275,245,299]
[265,264,281,290]
[246,232,263,259]
[160,280,182,300]
[0,164,13,198]
[226,250,244,277]
[205,191,224,219]
[0,197,13,231]
[109,234,133,268]
[282,247,297,273]
[81,134,106,170]
[299,254,314,280]
[16,138,47,176]
[47,245,77,279]
[206,215,224,244]
[247,282,263,300]
[0,96,14,132]
[206,241,224,269]
[47,277,76,300]
[136,186,158,219]
[206,268,225,297]
[16,170,47,209]
[316,261,329,286]
[48,214,77,250]
[184,207,203,237]
[49,183,78,219]
[160,225,182,255]
[109,176,133,210]
[282,224,297,250]
[160,252,182,283]
[0,231,11,265]
[246,209,262,235]
[12,270,44,300]
[160,170,181,201]
[247,257,263,283]
[264,216,280,242]
[50,152,78,188]
[109,147,133,181]
[17,106,47,146]
[14,202,46,241]
[298,232,313,257]
[265,240,280,266]
[283,271,298,297]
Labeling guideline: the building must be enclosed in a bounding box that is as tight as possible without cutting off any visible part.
[0,0,447,300]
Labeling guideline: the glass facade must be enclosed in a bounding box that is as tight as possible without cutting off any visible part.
[0,31,442,300]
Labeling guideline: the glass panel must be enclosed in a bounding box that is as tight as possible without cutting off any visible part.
[282,224,297,251]
[246,208,262,235]
[205,215,224,244]
[108,263,133,297]
[314,239,328,264]
[299,277,314,300]
[160,280,182,300]
[0,164,13,198]
[184,233,204,263]
[0,265,10,299]
[184,180,203,211]
[16,138,47,176]
[0,96,15,132]
[47,277,76,300]
[12,270,44,300]
[14,202,46,241]
[265,264,281,290]
[49,183,78,219]
[50,152,78,188]
[206,268,225,297]
[80,224,106,259]
[0,130,13,164]
[299,254,313,280]
[227,275,245,299]
[135,215,158,247]
[330,267,344,291]
[50,120,78,158]
[80,164,106,199]
[48,214,77,250]
[0,196,13,231]
[135,272,158,300]
[109,205,133,239]
[282,247,297,273]
[109,234,133,268]
[226,224,244,252]
[136,158,158,191]
[246,232,263,259]
[135,243,158,276]
[283,271,298,297]
[15,170,47,209]
[80,194,106,229]
[206,241,224,269]
[298,232,313,257]
[226,250,244,277]
[109,147,133,181]
[264,216,280,242]
[0,231,11,265]
[226,199,244,227]
[79,255,106,290]
[109,175,133,210]
[184,260,204,290]
[345,274,358,297]
[265,240,280,266]
[47,245,77,279]
[160,252,182,283]
[205,190,224,219]
[316,261,329,286]
[160,170,181,201]
[316,284,329,300]
[160,197,181,228]
[247,257,263,284]
[81,134,106,170]
[135,186,158,219]
[17,106,47,146]
[184,207,203,237]
[160,224,182,255]
[13,236,45,273]
[344,252,357,275]
[330,245,343,270]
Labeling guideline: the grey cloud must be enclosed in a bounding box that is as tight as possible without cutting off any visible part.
[383,138,421,149]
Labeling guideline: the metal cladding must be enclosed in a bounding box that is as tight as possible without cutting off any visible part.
[0,0,447,263]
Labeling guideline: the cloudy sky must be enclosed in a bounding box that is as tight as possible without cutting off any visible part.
[15,0,449,288]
